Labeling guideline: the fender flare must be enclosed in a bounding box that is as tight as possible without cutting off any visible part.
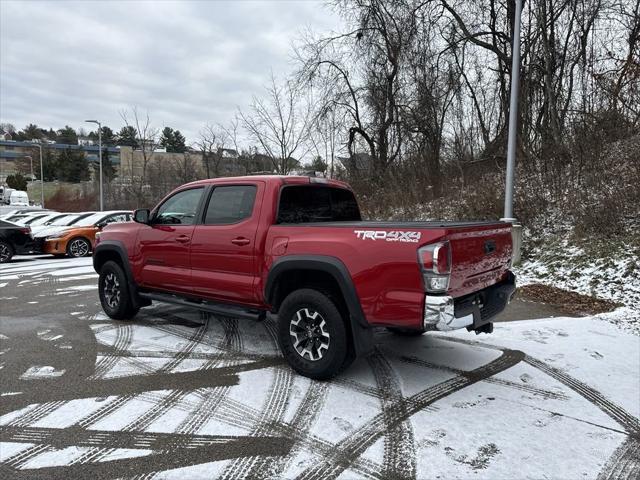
[265,255,373,356]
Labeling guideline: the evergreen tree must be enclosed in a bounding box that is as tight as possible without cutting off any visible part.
[57,148,89,182]
[100,147,117,182]
[56,125,78,145]
[160,127,175,151]
[117,126,138,148]
[6,174,28,191]
[160,127,187,153]
[41,149,58,181]
[305,156,328,174]
[89,126,116,146]
[22,123,41,141]
[172,130,187,153]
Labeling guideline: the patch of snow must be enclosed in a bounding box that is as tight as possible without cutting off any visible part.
[20,366,66,379]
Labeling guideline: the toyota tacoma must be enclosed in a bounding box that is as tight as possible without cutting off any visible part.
[94,176,515,379]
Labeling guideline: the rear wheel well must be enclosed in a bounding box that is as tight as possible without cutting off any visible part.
[270,269,346,314]
[269,269,354,355]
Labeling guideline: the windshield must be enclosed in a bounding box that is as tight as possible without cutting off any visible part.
[6,215,28,222]
[49,214,82,226]
[23,215,49,225]
[30,215,60,226]
[74,212,110,227]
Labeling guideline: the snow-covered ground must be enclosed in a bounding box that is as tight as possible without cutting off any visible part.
[1,256,639,479]
[514,234,640,335]
[514,236,639,306]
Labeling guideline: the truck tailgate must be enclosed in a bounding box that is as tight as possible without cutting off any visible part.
[445,223,513,298]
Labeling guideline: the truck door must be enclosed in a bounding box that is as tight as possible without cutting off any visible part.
[190,182,262,305]
[137,187,205,294]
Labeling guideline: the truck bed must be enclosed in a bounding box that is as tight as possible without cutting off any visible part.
[279,220,506,228]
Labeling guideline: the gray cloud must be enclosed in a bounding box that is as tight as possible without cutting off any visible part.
[0,0,342,143]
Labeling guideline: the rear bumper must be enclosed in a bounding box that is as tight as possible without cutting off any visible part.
[423,272,516,331]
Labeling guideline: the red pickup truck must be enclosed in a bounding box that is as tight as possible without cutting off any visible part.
[94,175,515,379]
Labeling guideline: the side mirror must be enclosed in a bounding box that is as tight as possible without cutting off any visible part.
[96,222,106,229]
[133,209,150,224]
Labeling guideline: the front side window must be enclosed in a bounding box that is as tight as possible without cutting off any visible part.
[204,185,257,225]
[154,188,204,225]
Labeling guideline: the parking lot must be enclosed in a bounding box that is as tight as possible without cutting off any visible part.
[1,255,638,479]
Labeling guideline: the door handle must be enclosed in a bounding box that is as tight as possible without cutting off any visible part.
[231,237,250,246]
[175,235,191,244]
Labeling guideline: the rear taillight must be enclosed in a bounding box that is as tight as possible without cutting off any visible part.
[418,241,451,293]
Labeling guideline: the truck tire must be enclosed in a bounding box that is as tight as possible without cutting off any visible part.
[386,327,426,336]
[277,288,349,380]
[98,260,139,320]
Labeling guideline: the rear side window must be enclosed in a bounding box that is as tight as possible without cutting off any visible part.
[204,185,257,224]
[277,186,361,224]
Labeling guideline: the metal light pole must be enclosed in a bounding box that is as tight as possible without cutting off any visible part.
[25,143,45,207]
[24,155,33,180]
[502,0,522,222]
[85,120,103,211]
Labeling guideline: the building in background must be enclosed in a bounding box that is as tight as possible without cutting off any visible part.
[0,140,121,183]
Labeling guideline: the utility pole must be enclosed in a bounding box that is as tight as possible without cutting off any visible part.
[502,0,522,222]
[85,120,103,211]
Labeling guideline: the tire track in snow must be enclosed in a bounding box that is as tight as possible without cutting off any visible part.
[259,380,330,479]
[296,347,524,480]
[4,401,67,427]
[398,353,568,400]
[69,317,212,466]
[217,317,294,480]
[439,336,640,480]
[367,349,416,480]
[596,437,640,480]
[3,394,134,469]
[524,355,640,435]
[4,314,212,470]
[90,323,133,379]
[139,317,244,480]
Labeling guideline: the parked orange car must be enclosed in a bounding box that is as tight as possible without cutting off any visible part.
[41,211,132,257]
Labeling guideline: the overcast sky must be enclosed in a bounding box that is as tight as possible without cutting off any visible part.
[0,0,342,143]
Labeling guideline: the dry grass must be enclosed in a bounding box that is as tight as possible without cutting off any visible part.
[518,284,621,316]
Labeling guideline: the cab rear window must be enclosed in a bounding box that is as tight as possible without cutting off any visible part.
[277,186,361,223]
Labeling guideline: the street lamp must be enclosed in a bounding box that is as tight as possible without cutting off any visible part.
[502,0,522,222]
[23,155,33,181]
[501,0,523,265]
[26,143,45,208]
[85,120,103,211]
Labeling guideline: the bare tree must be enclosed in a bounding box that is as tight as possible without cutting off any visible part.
[309,102,345,178]
[239,73,312,174]
[120,107,159,206]
[194,124,230,178]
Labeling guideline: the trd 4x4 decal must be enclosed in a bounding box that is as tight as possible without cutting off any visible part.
[354,230,422,243]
